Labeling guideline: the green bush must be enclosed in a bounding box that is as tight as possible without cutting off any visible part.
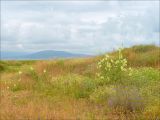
[89,85,115,103]
[52,74,96,98]
[97,49,132,85]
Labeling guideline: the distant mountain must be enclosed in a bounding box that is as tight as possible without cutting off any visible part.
[0,50,90,60]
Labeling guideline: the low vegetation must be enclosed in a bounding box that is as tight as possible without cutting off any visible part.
[0,45,160,120]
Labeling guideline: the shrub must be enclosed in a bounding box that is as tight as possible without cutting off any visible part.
[89,85,115,103]
[52,74,96,99]
[108,87,144,113]
[97,49,132,85]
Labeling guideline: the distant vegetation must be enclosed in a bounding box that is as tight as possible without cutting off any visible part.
[0,44,160,119]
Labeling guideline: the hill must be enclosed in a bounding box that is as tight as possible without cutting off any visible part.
[0,44,160,119]
[1,50,89,60]
[110,44,160,67]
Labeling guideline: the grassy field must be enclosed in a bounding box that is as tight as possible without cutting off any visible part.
[0,45,160,120]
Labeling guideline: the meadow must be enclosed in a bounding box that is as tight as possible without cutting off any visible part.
[0,45,160,120]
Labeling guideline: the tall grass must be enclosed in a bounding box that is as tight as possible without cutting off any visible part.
[0,45,160,119]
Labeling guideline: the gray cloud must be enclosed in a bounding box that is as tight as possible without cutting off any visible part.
[1,1,159,54]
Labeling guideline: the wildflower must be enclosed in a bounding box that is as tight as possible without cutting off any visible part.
[105,54,109,58]
[101,59,105,62]
[129,72,132,76]
[43,69,46,73]
[118,48,123,59]
[115,60,119,64]
[18,71,22,75]
[100,76,104,79]
[30,66,34,71]
[129,67,132,71]
[99,64,102,68]
[107,62,111,68]
[123,59,127,63]
[120,66,123,71]
[98,62,101,66]
[96,73,100,77]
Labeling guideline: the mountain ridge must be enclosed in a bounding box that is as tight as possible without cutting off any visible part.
[0,50,90,60]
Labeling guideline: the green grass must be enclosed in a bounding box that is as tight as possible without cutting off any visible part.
[0,60,36,72]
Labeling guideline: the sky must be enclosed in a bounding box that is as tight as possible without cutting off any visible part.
[1,0,159,55]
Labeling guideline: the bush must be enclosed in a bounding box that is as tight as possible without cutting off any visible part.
[52,74,96,99]
[89,85,115,103]
[108,87,144,113]
[97,49,132,85]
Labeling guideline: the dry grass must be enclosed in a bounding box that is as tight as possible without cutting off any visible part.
[0,45,159,120]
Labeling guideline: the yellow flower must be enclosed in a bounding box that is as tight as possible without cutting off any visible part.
[105,54,109,58]
[107,62,111,68]
[121,66,124,71]
[129,72,132,76]
[129,67,132,71]
[43,69,46,73]
[100,76,104,79]
[96,73,100,77]
[98,64,102,68]
[30,67,34,71]
[18,71,22,75]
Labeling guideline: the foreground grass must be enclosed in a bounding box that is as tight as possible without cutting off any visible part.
[0,45,160,120]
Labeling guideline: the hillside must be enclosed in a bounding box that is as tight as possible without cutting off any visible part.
[0,44,160,119]
[0,45,159,73]
[110,44,160,68]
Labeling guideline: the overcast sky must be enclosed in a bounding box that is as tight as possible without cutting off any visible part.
[1,1,159,54]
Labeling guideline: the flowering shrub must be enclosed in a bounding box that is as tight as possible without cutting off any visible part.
[97,49,132,85]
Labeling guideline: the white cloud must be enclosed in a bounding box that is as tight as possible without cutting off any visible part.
[1,1,159,54]
[17,44,23,49]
